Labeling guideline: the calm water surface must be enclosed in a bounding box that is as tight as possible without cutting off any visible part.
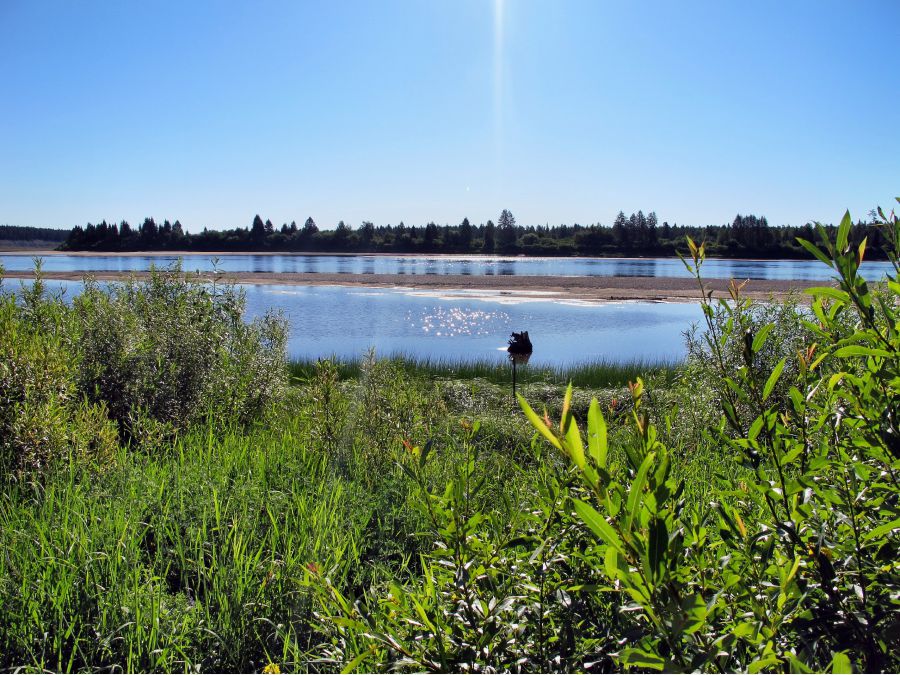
[17,279,704,365]
[2,253,894,281]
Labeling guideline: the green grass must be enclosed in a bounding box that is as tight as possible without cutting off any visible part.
[288,353,681,389]
[0,415,370,672]
[0,360,557,672]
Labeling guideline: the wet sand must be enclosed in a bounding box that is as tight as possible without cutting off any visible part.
[1,269,827,303]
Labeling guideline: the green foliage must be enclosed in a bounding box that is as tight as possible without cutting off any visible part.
[310,201,900,673]
[63,208,894,260]
[74,264,288,441]
[0,271,117,478]
[516,207,900,672]
[0,261,287,477]
[311,424,609,673]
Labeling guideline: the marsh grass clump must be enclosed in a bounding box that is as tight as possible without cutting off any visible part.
[289,353,679,389]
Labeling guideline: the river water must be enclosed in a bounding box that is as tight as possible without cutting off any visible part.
[9,279,704,366]
[1,253,894,281]
[8,252,885,365]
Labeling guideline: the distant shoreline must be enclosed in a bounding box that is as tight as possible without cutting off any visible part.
[1,270,827,303]
[0,248,829,263]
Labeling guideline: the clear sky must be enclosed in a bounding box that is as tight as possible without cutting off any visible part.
[1,1,898,231]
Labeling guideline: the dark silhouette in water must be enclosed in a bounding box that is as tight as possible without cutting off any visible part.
[508,331,533,398]
[508,331,532,358]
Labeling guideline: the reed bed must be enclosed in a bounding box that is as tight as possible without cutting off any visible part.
[287,353,680,388]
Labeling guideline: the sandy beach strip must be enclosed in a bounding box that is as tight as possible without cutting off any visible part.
[1,269,829,303]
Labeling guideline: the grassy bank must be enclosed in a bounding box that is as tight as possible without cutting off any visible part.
[0,357,695,672]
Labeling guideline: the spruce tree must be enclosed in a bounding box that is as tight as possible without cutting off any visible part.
[497,209,518,253]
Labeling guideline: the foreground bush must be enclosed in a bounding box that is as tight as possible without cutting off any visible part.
[0,272,117,477]
[74,267,288,441]
[0,265,288,476]
[315,204,900,672]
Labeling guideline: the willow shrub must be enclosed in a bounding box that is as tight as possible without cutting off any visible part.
[314,204,899,673]
[73,265,288,443]
[0,268,118,478]
[1,263,288,475]
[518,207,900,672]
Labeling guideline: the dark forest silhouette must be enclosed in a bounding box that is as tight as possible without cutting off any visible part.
[0,225,70,245]
[58,209,891,259]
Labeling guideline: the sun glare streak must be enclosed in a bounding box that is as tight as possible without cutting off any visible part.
[493,0,505,193]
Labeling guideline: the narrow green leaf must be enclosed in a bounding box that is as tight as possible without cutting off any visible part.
[804,286,849,304]
[341,650,372,674]
[763,358,786,401]
[797,238,833,267]
[751,323,775,353]
[837,210,852,251]
[587,398,608,469]
[518,394,561,450]
[618,648,665,671]
[748,416,764,441]
[573,499,625,554]
[748,655,783,674]
[816,222,835,254]
[864,516,900,541]
[604,545,620,580]
[827,372,847,390]
[830,651,852,674]
[561,382,573,427]
[833,345,893,358]
[564,412,586,470]
[625,452,654,533]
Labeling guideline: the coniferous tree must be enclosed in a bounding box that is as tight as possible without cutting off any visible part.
[647,211,658,248]
[424,222,439,248]
[141,218,158,244]
[302,217,318,236]
[459,217,473,251]
[360,221,375,247]
[612,211,628,247]
[251,215,266,243]
[483,220,496,253]
[497,209,517,253]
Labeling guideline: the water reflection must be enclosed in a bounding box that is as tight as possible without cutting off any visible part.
[1,253,894,281]
[251,256,275,273]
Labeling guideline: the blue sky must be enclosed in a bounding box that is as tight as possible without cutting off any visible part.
[1,1,898,231]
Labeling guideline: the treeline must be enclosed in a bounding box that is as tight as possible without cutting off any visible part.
[0,225,70,244]
[61,209,892,259]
